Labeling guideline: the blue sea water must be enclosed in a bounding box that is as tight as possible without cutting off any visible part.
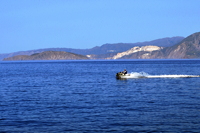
[0,60,200,132]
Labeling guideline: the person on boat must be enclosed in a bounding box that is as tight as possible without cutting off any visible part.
[122,69,127,75]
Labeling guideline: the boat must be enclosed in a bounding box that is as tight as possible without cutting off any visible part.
[116,72,131,79]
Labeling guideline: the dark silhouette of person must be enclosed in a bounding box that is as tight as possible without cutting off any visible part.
[122,69,127,74]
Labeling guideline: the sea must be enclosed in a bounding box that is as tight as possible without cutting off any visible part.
[0,60,200,133]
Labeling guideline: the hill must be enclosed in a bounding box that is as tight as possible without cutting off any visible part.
[164,32,200,58]
[3,51,89,61]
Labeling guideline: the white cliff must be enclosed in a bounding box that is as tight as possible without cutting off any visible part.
[109,45,163,59]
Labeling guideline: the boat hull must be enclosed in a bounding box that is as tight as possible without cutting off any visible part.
[116,72,129,79]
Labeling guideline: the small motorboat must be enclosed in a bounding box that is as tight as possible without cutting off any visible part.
[116,72,130,79]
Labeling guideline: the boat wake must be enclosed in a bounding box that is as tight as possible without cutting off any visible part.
[124,72,200,79]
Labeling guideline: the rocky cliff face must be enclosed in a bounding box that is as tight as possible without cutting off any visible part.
[3,51,89,61]
[108,46,163,59]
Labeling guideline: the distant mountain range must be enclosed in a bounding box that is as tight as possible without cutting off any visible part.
[2,32,200,60]
[0,36,184,60]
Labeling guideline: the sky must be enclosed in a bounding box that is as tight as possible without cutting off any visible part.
[0,0,200,53]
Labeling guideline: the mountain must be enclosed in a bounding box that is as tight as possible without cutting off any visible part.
[3,51,89,61]
[164,32,200,58]
[110,32,200,59]
[0,36,184,60]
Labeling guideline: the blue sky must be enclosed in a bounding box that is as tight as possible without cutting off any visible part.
[0,0,199,53]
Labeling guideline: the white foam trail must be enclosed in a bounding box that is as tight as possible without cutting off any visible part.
[124,72,200,79]
[147,75,200,78]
